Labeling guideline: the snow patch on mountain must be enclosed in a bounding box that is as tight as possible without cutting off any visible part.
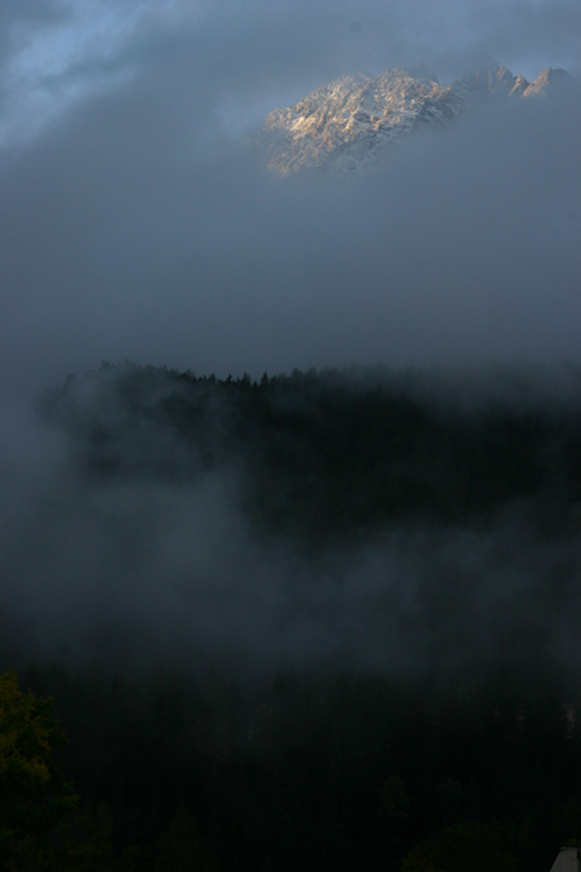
[258,62,579,176]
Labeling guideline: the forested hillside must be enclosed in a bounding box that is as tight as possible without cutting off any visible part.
[38,361,581,544]
[15,661,581,871]
[4,361,581,870]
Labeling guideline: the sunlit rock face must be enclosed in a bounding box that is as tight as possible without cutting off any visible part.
[520,66,580,102]
[259,62,579,175]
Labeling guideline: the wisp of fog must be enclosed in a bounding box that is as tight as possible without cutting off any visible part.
[1,0,580,694]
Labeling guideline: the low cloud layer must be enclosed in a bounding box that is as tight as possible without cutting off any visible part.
[0,0,580,399]
[1,2,580,689]
[2,363,581,692]
[1,92,579,399]
[1,408,578,682]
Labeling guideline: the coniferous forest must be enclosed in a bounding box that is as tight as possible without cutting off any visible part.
[4,361,581,870]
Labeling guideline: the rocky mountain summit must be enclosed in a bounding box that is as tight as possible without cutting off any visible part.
[258,62,579,175]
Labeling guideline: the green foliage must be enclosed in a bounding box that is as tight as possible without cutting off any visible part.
[15,661,581,872]
[382,774,411,823]
[154,807,216,872]
[54,803,139,872]
[401,822,518,872]
[58,803,113,871]
[0,670,78,870]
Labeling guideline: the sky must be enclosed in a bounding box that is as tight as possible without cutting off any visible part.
[0,0,580,398]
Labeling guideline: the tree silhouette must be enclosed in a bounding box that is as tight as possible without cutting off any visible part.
[0,671,78,870]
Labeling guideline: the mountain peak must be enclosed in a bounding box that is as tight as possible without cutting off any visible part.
[450,62,520,102]
[257,62,578,176]
[522,67,579,101]
[260,67,463,176]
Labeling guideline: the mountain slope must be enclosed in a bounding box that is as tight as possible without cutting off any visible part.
[258,62,579,175]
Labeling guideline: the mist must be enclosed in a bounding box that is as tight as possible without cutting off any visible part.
[0,0,580,399]
[1,0,581,682]
[0,359,580,703]
[3,11,581,864]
